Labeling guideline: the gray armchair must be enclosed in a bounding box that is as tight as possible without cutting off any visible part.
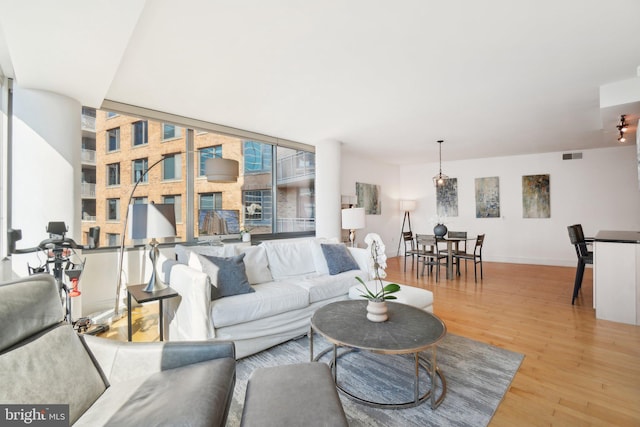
[0,274,236,426]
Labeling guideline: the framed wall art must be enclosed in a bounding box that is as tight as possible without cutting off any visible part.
[436,178,458,217]
[522,174,550,218]
[475,176,500,218]
[356,182,381,215]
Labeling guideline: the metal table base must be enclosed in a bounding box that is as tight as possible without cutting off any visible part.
[310,326,447,410]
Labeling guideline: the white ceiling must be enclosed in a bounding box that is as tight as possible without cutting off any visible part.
[1,0,639,165]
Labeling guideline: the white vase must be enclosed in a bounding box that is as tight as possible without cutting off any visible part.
[366,300,388,322]
[242,233,251,242]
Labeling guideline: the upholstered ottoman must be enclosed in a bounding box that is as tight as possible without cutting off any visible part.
[349,281,434,312]
[241,362,348,427]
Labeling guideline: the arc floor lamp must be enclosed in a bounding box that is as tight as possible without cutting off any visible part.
[113,154,239,317]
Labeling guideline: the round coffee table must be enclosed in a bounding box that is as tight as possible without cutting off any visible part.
[309,300,447,409]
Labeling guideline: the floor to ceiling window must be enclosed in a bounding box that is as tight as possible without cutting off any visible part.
[80,107,315,247]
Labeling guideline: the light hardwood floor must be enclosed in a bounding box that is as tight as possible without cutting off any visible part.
[102,258,640,426]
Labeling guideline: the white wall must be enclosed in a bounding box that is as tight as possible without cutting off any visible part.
[315,140,341,240]
[0,76,7,258]
[398,145,640,266]
[341,150,401,255]
[11,87,81,246]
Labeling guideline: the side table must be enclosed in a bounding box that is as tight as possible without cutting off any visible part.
[127,284,178,342]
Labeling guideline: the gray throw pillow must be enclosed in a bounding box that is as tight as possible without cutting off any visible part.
[199,253,254,300]
[321,243,360,275]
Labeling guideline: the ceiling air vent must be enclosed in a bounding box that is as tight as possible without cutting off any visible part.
[562,152,583,160]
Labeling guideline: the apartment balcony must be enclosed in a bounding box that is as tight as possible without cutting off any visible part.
[82,213,97,222]
[81,149,96,165]
[276,152,315,185]
[81,182,96,198]
[277,218,315,233]
[81,107,96,132]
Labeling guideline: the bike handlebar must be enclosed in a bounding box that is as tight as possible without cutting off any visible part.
[13,237,85,254]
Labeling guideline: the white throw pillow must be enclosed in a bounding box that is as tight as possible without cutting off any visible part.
[176,244,234,269]
[235,245,273,285]
[261,239,317,280]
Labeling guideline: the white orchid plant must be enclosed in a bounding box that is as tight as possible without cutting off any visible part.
[356,233,400,302]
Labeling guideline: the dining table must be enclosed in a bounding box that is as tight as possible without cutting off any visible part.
[439,236,474,280]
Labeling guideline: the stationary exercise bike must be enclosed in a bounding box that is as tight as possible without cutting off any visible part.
[17,222,107,334]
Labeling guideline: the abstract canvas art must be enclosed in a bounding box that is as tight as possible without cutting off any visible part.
[475,177,500,218]
[436,178,458,217]
[356,182,381,215]
[522,174,550,218]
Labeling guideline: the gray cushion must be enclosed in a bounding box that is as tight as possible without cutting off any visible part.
[75,357,236,427]
[241,362,348,427]
[321,243,360,275]
[0,324,107,425]
[199,253,254,300]
[0,274,63,351]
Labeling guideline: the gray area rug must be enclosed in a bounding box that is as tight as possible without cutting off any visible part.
[226,334,523,427]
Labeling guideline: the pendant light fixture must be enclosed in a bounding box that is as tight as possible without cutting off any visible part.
[432,139,449,186]
[617,115,628,143]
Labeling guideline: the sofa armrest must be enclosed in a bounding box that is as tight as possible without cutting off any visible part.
[348,247,372,280]
[82,335,235,385]
[164,263,216,340]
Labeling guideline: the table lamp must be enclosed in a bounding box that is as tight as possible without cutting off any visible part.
[341,207,366,247]
[128,203,177,292]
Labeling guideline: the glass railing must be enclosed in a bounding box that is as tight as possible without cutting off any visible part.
[81,149,96,164]
[81,114,96,132]
[81,182,96,198]
[276,218,316,232]
[277,152,315,183]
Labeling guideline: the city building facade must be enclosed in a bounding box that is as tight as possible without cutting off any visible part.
[80,108,315,247]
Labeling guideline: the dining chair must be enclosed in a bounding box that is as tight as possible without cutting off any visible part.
[452,234,485,282]
[416,234,446,281]
[447,230,467,275]
[567,224,593,305]
[402,231,418,271]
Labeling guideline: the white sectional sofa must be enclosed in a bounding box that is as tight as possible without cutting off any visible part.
[164,237,372,359]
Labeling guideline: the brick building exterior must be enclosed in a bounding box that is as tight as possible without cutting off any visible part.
[81,109,314,247]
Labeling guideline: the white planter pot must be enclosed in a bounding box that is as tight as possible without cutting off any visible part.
[366,300,388,322]
[242,233,251,242]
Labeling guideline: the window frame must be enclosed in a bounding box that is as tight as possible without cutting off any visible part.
[132,158,149,184]
[106,162,120,186]
[107,198,120,221]
[198,145,222,176]
[162,123,182,141]
[199,192,223,211]
[86,102,317,248]
[132,120,148,147]
[106,127,120,152]
[162,153,182,181]
[163,194,183,224]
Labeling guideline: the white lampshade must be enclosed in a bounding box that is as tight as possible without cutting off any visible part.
[205,158,239,182]
[341,207,366,230]
[128,203,177,240]
[399,199,416,212]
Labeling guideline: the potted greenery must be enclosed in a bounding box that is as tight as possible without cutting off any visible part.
[356,234,400,322]
[240,227,253,242]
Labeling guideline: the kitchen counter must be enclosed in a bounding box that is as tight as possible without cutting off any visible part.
[593,230,640,325]
[595,230,640,244]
